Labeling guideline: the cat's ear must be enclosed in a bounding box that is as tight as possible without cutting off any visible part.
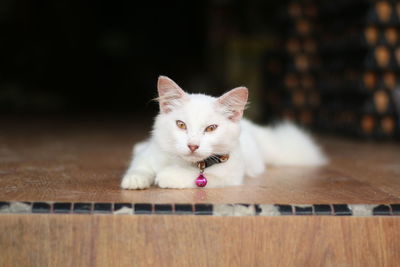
[157,76,188,113]
[217,87,248,122]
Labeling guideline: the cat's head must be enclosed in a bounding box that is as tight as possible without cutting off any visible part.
[153,76,248,163]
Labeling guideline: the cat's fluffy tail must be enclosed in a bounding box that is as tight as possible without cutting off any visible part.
[248,120,327,166]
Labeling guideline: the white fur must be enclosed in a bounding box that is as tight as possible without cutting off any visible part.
[121,77,327,189]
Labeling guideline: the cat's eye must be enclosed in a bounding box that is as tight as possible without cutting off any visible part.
[205,124,218,132]
[176,120,187,130]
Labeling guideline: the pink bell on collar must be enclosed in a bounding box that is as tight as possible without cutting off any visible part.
[195,173,207,187]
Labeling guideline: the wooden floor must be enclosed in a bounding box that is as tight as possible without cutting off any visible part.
[1,215,399,267]
[1,118,400,267]
[1,117,400,204]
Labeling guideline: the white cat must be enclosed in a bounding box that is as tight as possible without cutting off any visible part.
[121,76,327,189]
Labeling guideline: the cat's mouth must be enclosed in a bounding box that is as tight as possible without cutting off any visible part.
[182,153,209,163]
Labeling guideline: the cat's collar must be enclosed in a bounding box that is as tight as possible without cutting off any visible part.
[196,154,229,171]
[194,154,229,187]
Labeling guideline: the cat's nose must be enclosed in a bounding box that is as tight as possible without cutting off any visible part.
[188,144,199,152]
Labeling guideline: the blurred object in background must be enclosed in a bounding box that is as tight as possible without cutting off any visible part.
[256,0,400,139]
[207,0,282,120]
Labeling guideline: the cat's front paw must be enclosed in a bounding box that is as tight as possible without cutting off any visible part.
[156,167,197,189]
[121,173,152,189]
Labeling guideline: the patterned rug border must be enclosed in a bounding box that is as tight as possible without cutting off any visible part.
[1,202,399,216]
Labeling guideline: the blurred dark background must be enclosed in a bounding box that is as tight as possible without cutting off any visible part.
[1,0,399,139]
[1,1,211,116]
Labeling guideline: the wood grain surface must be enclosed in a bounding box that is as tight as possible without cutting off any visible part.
[0,214,399,267]
[1,118,400,204]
